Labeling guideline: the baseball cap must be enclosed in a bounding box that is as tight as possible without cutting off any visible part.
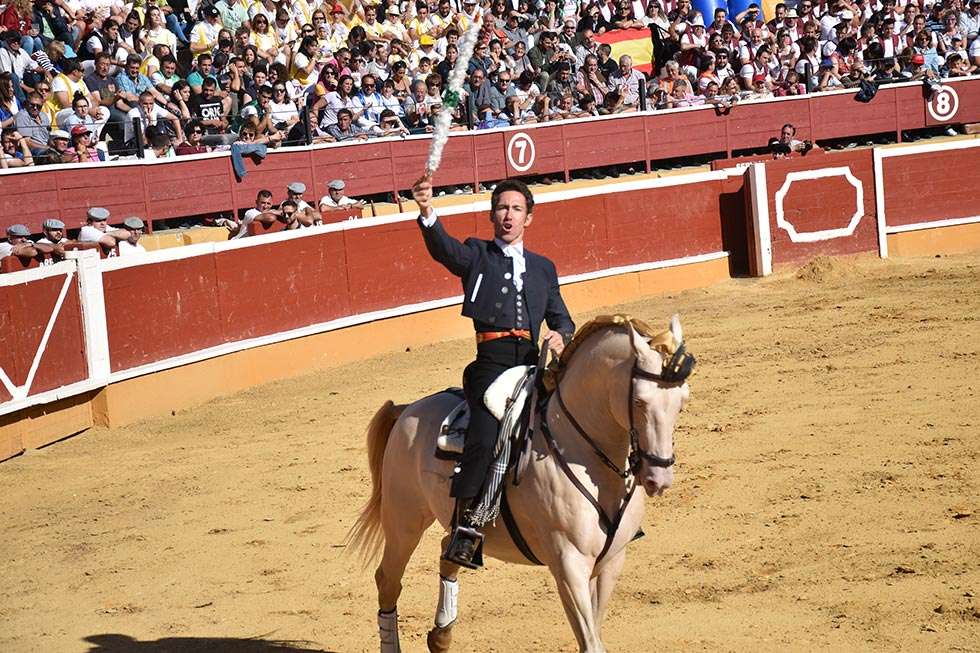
[419,34,434,46]
[6,224,30,237]
[123,217,145,230]
[911,53,925,65]
[752,73,767,83]
[71,125,91,137]
[87,207,110,221]
[328,179,346,190]
[287,182,306,194]
[42,218,65,230]
[785,8,798,17]
[387,4,401,13]
[205,6,219,17]
[332,3,344,13]
[49,129,70,141]
[839,9,854,19]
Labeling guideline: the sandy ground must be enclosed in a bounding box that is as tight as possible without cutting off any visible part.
[1,252,979,653]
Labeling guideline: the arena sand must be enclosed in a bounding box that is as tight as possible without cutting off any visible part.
[1,252,978,653]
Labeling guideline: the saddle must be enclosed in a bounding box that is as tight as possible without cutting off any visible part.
[435,364,535,459]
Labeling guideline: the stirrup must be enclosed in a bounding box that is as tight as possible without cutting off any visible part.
[442,525,484,570]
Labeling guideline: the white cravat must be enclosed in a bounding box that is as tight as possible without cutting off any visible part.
[495,238,525,292]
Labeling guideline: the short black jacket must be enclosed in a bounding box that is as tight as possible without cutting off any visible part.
[418,215,575,344]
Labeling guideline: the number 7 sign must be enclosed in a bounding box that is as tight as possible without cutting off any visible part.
[507,132,536,173]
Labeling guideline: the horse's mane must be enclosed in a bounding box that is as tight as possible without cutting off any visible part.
[543,314,679,391]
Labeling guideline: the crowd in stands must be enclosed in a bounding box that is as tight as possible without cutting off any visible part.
[0,0,976,168]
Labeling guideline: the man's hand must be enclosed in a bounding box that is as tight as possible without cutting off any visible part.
[412,174,433,217]
[543,331,565,356]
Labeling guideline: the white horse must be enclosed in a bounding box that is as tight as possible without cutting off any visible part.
[348,314,694,653]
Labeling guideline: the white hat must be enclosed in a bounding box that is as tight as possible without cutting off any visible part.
[689,15,705,27]
[287,181,307,194]
[328,179,346,190]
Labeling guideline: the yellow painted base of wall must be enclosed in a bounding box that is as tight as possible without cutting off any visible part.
[887,221,980,258]
[0,392,97,461]
[2,255,730,455]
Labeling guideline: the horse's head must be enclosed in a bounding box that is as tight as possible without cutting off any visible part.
[623,314,693,498]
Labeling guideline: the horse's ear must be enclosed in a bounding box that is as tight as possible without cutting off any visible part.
[628,323,651,356]
[669,314,683,345]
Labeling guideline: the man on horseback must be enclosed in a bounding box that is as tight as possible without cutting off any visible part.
[412,175,575,568]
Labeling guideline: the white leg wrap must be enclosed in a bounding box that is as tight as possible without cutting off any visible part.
[378,608,401,653]
[435,576,459,628]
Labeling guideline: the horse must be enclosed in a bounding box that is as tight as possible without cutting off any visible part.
[347,314,695,653]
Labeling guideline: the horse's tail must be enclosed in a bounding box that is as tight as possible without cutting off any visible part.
[346,400,405,563]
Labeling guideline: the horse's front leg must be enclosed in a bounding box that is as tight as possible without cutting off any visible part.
[593,549,626,639]
[551,553,605,653]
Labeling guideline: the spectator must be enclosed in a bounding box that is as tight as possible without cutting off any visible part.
[151,55,182,96]
[0,223,36,260]
[117,217,147,256]
[84,53,125,145]
[48,59,99,126]
[124,91,184,146]
[144,130,175,159]
[190,7,223,56]
[187,53,217,95]
[233,189,276,238]
[63,125,103,163]
[78,207,131,250]
[0,30,42,98]
[12,91,48,154]
[284,181,318,225]
[36,127,69,164]
[190,77,233,139]
[609,55,645,107]
[0,127,33,167]
[116,54,176,120]
[35,218,69,262]
[63,93,97,136]
[319,178,366,211]
[175,120,210,155]
[326,106,368,141]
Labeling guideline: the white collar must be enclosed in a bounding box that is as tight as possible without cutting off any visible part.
[494,238,524,256]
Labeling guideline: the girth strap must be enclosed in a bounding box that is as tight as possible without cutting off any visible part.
[500,488,543,566]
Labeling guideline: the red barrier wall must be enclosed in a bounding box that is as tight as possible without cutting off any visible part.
[764,150,879,266]
[0,269,87,403]
[880,145,980,228]
[99,179,735,372]
[3,77,977,236]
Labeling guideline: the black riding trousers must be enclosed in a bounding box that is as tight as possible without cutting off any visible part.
[451,337,537,499]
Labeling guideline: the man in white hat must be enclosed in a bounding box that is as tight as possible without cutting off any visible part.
[285,181,319,225]
[319,179,367,213]
[117,218,147,256]
[0,224,37,260]
[38,130,72,166]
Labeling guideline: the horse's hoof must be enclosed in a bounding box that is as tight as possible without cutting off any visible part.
[426,624,454,653]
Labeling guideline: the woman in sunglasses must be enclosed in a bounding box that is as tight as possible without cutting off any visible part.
[290,36,320,89]
[249,14,281,63]
[174,119,211,155]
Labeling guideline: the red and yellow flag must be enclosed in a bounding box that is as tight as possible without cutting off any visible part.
[595,28,654,76]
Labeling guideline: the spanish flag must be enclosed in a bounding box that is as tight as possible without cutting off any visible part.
[596,28,654,76]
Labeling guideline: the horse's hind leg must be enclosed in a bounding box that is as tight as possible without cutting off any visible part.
[376,508,433,653]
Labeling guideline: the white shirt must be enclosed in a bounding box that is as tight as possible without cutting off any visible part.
[320,194,359,208]
[420,208,525,292]
[78,225,106,242]
[0,242,13,258]
[118,240,147,256]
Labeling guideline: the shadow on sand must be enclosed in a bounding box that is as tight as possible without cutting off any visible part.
[83,633,337,653]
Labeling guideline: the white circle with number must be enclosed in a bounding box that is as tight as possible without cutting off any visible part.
[507,132,536,173]
[928,85,959,122]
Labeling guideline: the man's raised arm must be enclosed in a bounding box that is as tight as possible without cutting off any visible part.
[412,174,473,277]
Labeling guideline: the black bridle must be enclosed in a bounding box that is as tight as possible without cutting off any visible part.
[535,341,696,562]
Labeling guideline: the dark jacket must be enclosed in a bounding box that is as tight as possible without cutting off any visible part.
[419,214,575,344]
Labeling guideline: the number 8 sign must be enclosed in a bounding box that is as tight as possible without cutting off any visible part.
[927,85,959,123]
[507,132,536,173]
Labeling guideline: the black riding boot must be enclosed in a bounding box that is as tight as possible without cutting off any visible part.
[443,498,484,569]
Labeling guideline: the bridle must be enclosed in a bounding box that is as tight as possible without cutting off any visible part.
[553,340,695,478]
[536,340,696,562]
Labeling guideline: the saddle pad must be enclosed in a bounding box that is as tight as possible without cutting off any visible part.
[484,365,533,420]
